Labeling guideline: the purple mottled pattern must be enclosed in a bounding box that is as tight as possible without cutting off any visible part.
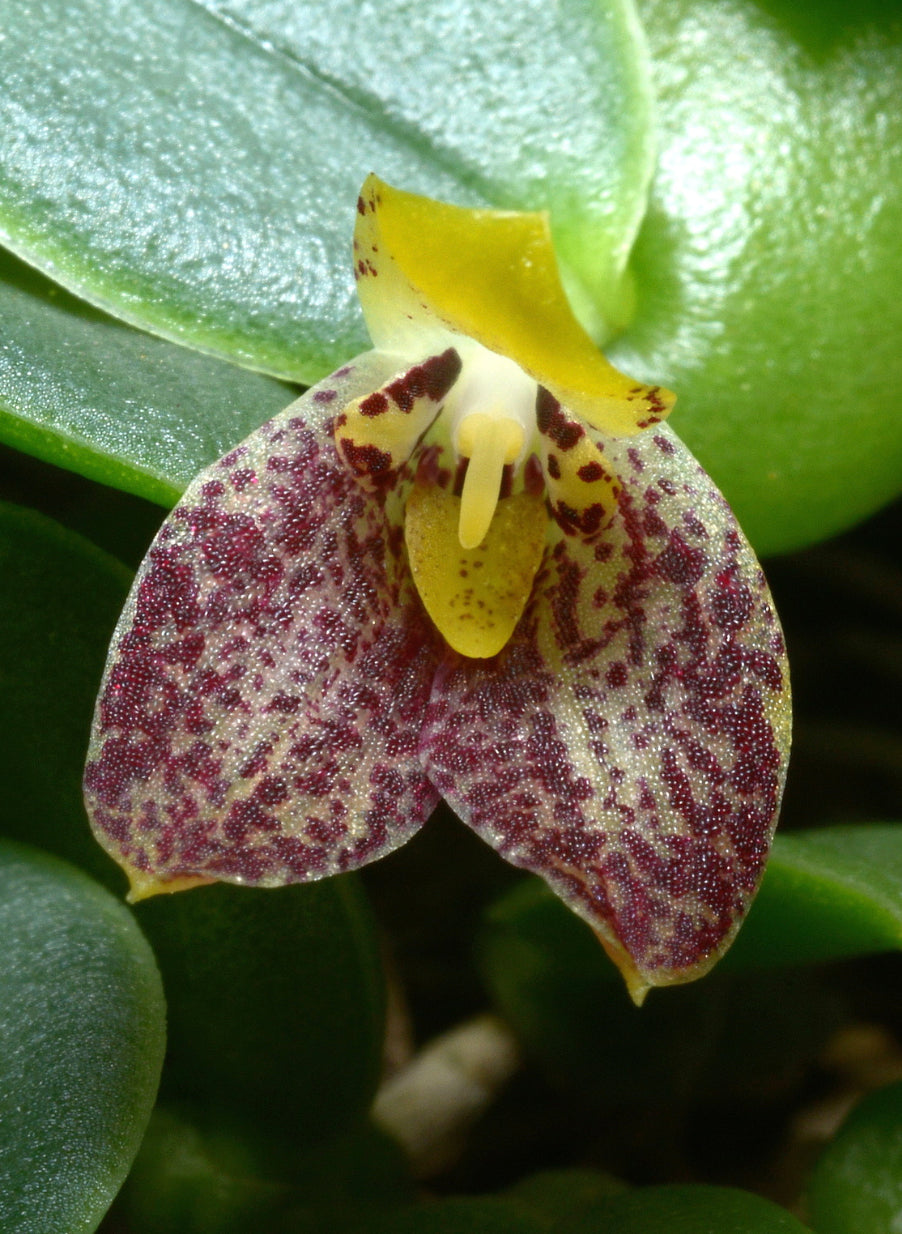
[85,353,442,887]
[419,421,790,986]
[85,351,789,990]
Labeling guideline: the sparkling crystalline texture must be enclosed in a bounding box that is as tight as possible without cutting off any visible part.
[84,176,791,1003]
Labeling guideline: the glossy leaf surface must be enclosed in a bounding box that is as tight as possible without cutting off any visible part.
[0,843,165,1234]
[0,0,652,379]
[280,1181,809,1233]
[727,824,902,968]
[481,907,840,1110]
[611,0,902,552]
[806,1081,902,1234]
[119,1108,291,1234]
[0,248,297,506]
[502,1170,626,1228]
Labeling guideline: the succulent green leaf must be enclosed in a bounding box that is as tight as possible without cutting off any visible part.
[0,248,297,506]
[726,824,902,969]
[0,842,165,1234]
[563,1185,812,1233]
[806,1080,902,1234]
[114,1107,295,1234]
[0,499,133,888]
[135,877,385,1142]
[117,1107,414,1234]
[308,1196,547,1234]
[267,1180,809,1234]
[609,0,902,553]
[0,0,653,383]
[501,1170,626,1228]
[2,0,901,556]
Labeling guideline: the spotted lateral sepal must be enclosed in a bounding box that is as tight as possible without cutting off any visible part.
[334,348,461,491]
[420,422,790,1003]
[536,387,621,539]
[84,353,442,897]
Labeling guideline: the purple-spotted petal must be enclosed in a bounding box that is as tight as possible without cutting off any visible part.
[334,347,462,490]
[84,353,442,898]
[420,421,790,1002]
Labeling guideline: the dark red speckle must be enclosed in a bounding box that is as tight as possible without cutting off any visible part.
[337,438,393,481]
[383,348,462,411]
[606,662,628,688]
[359,391,389,417]
[711,570,754,631]
[654,530,708,587]
[536,388,584,450]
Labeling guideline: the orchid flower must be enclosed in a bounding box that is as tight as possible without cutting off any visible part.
[84,175,791,1003]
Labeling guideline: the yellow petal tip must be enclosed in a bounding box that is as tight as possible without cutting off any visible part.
[594,928,653,1007]
[125,870,214,904]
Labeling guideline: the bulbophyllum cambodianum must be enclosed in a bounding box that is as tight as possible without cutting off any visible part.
[84,175,791,1004]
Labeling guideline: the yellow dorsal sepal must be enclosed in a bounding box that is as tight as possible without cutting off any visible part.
[354,174,675,437]
[404,484,547,659]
